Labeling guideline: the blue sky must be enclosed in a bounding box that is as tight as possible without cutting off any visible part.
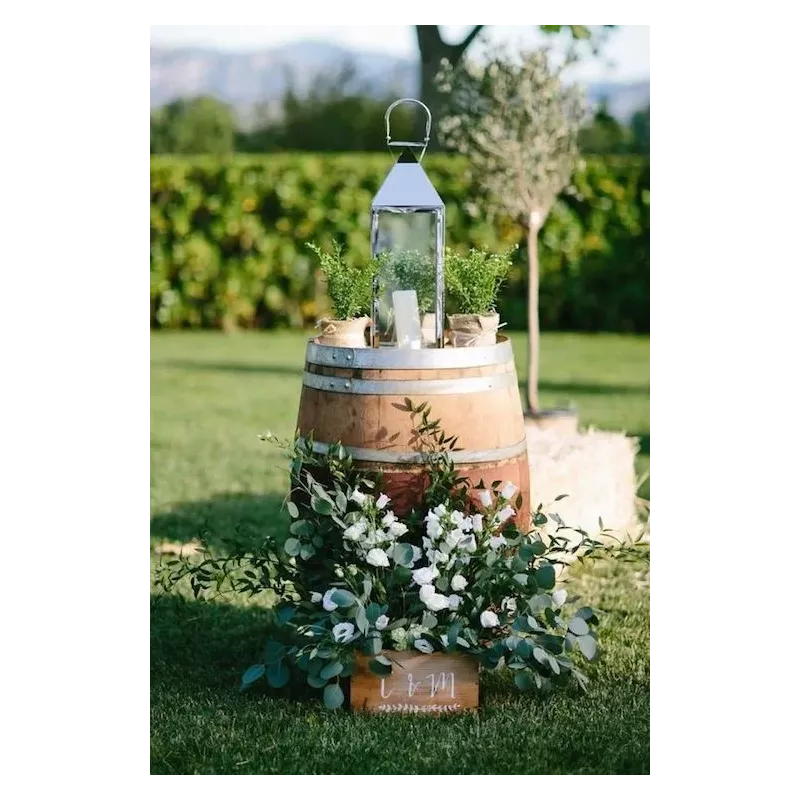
[150,25,649,83]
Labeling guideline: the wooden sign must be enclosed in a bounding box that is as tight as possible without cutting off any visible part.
[350,652,479,714]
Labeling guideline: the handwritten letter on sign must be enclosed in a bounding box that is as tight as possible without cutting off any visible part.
[350,652,479,714]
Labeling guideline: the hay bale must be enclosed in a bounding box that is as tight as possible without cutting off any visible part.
[525,424,641,553]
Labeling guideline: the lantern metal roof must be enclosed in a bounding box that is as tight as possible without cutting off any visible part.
[371,98,444,211]
[372,149,444,211]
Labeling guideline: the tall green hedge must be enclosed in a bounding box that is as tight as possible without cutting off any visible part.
[151,154,649,332]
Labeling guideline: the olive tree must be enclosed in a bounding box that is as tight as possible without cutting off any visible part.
[436,48,587,413]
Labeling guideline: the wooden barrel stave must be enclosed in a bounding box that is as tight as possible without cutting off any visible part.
[296,337,531,528]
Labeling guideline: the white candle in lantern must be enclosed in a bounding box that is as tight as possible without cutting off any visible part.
[392,290,422,349]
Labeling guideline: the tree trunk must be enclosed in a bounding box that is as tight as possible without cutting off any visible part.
[415,26,483,150]
[526,213,543,414]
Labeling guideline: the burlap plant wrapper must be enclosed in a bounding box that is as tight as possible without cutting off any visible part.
[317,317,371,348]
[448,312,500,347]
[526,425,645,568]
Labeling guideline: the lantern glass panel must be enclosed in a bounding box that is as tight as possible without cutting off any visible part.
[372,209,438,348]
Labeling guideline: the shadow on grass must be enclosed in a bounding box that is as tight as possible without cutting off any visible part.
[151,492,285,552]
[155,360,304,377]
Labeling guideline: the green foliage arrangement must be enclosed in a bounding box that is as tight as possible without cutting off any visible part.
[379,250,436,314]
[306,241,376,320]
[150,154,649,332]
[445,247,514,315]
[156,403,647,710]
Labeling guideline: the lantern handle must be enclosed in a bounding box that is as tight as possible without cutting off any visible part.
[385,98,432,161]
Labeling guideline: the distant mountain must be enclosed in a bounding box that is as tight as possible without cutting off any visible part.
[150,41,649,122]
[150,41,415,111]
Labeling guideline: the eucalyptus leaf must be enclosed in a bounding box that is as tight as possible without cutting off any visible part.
[568,617,590,636]
[369,658,392,676]
[320,660,343,680]
[323,682,345,709]
[330,589,357,608]
[577,635,597,660]
[289,519,313,537]
[300,544,315,561]
[311,495,335,516]
[283,538,301,557]
[240,664,265,689]
[266,660,290,688]
[264,641,287,665]
[355,605,369,634]
[392,542,414,567]
[307,673,328,689]
[536,564,556,589]
[286,500,299,519]
[514,671,534,691]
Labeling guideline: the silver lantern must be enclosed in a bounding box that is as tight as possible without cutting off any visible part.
[370,99,445,349]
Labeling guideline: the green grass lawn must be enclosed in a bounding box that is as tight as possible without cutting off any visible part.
[150,331,650,775]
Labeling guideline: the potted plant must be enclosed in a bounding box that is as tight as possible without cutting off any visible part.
[307,242,377,348]
[445,247,513,347]
[379,250,437,346]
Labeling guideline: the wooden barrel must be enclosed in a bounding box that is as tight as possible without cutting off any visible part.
[296,336,530,528]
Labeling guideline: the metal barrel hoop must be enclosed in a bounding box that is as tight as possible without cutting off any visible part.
[385,98,432,161]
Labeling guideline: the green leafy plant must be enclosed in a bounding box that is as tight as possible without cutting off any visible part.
[307,241,377,320]
[445,247,514,315]
[378,250,436,314]
[156,403,647,710]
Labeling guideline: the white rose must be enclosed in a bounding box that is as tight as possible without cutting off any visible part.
[376,493,390,510]
[343,524,363,541]
[414,638,434,653]
[412,565,439,585]
[451,574,468,592]
[445,530,463,549]
[497,506,515,524]
[480,610,500,628]
[450,510,465,527]
[375,615,389,631]
[388,521,408,537]
[322,588,337,611]
[311,592,323,603]
[420,587,450,612]
[366,548,390,567]
[332,622,356,643]
[448,594,462,610]
[501,481,518,500]
[478,489,492,507]
[488,535,507,551]
[471,514,483,533]
[502,597,517,613]
[351,488,367,506]
[426,517,443,539]
[552,589,567,607]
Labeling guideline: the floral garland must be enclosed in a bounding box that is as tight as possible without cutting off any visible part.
[156,403,646,710]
